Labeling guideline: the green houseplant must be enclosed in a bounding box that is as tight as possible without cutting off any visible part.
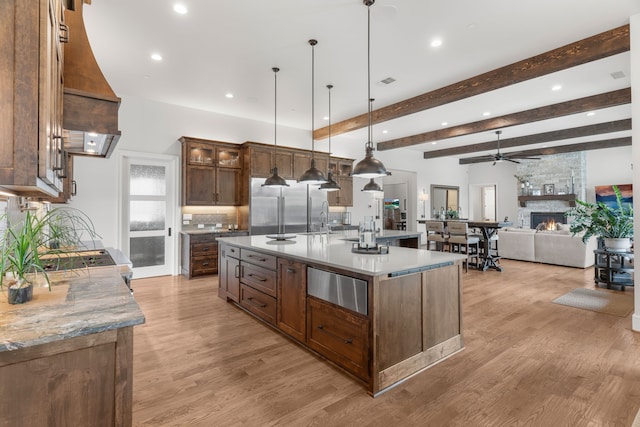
[0,207,99,304]
[564,185,633,251]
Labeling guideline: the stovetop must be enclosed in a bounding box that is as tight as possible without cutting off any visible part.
[41,249,116,272]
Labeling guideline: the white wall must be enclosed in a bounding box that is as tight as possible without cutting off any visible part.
[585,146,634,202]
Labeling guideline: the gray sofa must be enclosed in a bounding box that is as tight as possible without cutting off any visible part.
[497,227,598,268]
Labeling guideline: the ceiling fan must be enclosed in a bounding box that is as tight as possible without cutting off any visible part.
[481,131,542,165]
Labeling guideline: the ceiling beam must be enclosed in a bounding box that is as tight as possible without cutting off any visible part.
[377,88,630,151]
[313,24,630,141]
[458,137,632,164]
[422,119,631,159]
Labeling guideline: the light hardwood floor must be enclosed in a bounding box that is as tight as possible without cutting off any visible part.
[130,260,640,426]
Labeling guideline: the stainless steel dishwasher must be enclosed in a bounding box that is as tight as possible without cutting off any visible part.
[307,267,368,315]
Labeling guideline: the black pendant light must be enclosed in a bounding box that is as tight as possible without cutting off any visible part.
[319,84,340,192]
[262,67,289,188]
[351,0,389,181]
[298,39,328,185]
[361,178,383,193]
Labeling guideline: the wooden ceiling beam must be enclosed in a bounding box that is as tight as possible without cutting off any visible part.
[423,119,631,159]
[377,88,630,151]
[313,25,630,141]
[458,137,632,164]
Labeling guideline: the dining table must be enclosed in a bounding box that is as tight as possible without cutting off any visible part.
[418,219,512,271]
[464,220,512,271]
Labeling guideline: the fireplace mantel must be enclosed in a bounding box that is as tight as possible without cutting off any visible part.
[518,194,576,207]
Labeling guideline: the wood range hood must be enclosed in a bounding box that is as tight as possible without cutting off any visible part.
[62,0,121,158]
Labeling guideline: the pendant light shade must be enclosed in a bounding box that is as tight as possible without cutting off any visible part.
[352,0,389,182]
[298,39,328,185]
[319,84,340,192]
[263,67,289,188]
[361,178,383,193]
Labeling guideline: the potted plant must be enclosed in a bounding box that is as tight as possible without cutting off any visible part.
[565,185,633,251]
[0,207,99,304]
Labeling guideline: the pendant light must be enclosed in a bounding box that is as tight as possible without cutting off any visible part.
[298,39,328,185]
[319,84,340,192]
[351,0,389,181]
[362,178,383,192]
[262,67,289,188]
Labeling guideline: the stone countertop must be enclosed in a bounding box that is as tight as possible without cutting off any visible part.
[0,267,145,353]
[217,233,465,277]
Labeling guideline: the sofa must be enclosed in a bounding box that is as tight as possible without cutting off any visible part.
[497,226,598,268]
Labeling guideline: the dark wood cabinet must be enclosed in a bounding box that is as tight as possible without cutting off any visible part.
[180,137,241,206]
[181,233,218,278]
[307,297,369,381]
[219,242,240,302]
[277,259,307,342]
[328,158,354,206]
[247,145,294,179]
[44,153,75,203]
[237,248,278,325]
[0,0,66,196]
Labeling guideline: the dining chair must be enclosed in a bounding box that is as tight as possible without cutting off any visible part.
[447,221,480,272]
[425,221,448,251]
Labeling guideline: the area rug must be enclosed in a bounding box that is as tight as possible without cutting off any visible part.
[552,288,634,317]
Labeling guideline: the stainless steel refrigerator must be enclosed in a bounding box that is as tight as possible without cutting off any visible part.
[250,178,327,235]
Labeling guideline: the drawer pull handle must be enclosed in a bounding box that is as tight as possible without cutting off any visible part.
[202,262,209,266]
[317,324,353,344]
[287,268,296,274]
[234,264,240,279]
[247,255,267,262]
[202,247,209,251]
[247,296,267,308]
[247,273,267,282]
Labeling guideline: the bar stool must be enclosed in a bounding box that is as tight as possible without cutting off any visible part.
[425,221,448,251]
[447,221,480,272]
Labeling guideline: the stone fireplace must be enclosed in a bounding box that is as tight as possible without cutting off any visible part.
[530,212,566,230]
[515,152,586,228]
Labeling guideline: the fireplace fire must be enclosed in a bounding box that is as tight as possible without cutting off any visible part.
[530,212,566,229]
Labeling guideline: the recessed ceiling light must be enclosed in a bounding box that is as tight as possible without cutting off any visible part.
[151,53,163,61]
[432,142,437,145]
[586,111,596,116]
[382,130,388,134]
[430,38,443,48]
[551,84,562,91]
[173,4,187,14]
[225,93,234,99]
[441,121,448,126]
[482,111,490,117]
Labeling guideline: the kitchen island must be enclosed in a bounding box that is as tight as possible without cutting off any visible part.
[0,267,145,426]
[218,233,466,396]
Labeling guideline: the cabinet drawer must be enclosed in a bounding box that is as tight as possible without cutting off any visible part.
[241,263,277,297]
[189,233,217,244]
[192,242,218,256]
[241,248,277,270]
[240,284,277,325]
[224,245,240,259]
[307,298,369,380]
[191,255,218,275]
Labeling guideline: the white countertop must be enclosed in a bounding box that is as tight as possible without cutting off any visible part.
[218,233,465,277]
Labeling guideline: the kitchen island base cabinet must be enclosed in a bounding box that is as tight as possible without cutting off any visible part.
[0,327,134,427]
[216,237,465,396]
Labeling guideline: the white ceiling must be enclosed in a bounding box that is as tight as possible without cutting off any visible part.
[82,0,640,161]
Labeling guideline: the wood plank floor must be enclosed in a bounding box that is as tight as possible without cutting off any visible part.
[130,260,640,426]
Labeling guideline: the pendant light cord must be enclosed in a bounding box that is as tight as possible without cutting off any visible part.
[273,67,279,169]
[310,40,317,159]
[367,2,372,147]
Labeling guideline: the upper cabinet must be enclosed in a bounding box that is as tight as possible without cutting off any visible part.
[328,158,354,207]
[181,137,241,206]
[0,0,67,196]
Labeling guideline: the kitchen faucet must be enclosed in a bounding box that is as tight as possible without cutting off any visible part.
[319,201,330,234]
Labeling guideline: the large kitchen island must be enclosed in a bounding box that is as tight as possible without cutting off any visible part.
[218,231,466,396]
